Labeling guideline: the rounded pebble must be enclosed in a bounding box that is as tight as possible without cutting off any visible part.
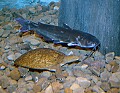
[76,77,91,88]
[9,68,21,80]
[64,88,73,93]
[25,75,32,81]
[7,54,15,61]
[30,38,40,46]
[33,84,42,93]
[0,65,6,70]
[0,76,10,88]
[70,83,80,90]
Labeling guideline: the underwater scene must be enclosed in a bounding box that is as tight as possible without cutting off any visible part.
[0,0,120,93]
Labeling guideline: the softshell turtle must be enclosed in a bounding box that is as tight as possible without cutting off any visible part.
[14,48,79,79]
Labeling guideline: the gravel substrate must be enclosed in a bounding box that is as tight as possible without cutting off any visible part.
[0,2,120,93]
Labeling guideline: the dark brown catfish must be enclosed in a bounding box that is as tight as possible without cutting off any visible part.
[15,18,100,51]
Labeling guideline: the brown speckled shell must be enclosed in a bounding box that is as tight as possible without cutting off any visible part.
[14,48,65,69]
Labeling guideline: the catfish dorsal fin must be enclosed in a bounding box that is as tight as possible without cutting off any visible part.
[63,23,72,30]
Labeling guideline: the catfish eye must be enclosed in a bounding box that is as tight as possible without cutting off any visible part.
[87,41,96,47]
[60,31,64,33]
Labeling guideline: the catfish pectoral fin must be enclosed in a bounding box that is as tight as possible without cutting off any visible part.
[41,34,53,42]
[53,40,68,44]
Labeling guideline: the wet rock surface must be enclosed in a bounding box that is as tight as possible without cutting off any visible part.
[9,68,21,80]
[0,1,120,93]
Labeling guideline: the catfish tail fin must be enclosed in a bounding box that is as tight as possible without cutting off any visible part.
[15,18,31,32]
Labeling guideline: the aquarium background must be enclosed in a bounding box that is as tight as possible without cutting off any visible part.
[0,0,59,10]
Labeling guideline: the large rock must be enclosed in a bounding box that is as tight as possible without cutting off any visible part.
[0,87,7,93]
[100,82,110,92]
[51,81,63,93]
[75,77,91,88]
[22,36,40,46]
[70,83,80,90]
[45,84,53,93]
[64,88,72,93]
[9,68,21,80]
[109,72,120,88]
[2,30,10,38]
[92,85,105,93]
[73,87,85,93]
[7,54,16,61]
[105,52,115,63]
[0,76,10,88]
[33,84,42,93]
[100,69,111,82]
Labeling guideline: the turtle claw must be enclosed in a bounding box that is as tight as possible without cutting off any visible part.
[56,77,65,83]
[48,74,65,83]
[55,71,66,83]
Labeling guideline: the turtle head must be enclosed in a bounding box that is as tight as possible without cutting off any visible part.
[60,55,80,66]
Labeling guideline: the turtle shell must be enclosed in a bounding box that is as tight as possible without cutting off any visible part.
[14,48,65,69]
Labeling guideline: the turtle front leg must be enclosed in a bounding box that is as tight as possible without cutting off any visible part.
[60,55,80,66]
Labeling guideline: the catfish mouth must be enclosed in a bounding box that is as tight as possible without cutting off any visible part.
[67,41,96,48]
[78,43,96,48]
[67,41,100,51]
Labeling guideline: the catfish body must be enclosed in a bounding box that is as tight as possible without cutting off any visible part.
[15,18,100,50]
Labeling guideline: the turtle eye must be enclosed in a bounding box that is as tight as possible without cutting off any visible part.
[56,77,65,83]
